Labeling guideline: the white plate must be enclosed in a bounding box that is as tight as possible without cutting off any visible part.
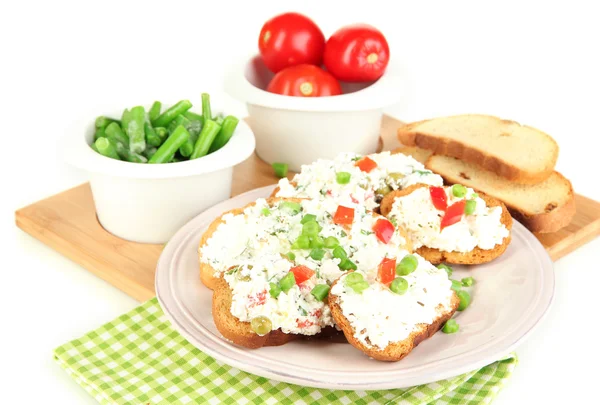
[156,185,554,390]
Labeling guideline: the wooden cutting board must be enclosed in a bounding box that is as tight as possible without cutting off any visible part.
[15,116,600,302]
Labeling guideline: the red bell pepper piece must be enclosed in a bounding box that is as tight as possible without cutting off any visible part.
[440,200,466,230]
[355,157,378,173]
[333,205,355,225]
[289,265,315,284]
[372,218,395,244]
[378,257,396,285]
[429,186,448,211]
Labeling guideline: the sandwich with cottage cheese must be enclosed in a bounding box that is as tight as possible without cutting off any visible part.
[329,252,459,362]
[380,184,512,265]
[273,151,444,212]
[198,197,413,349]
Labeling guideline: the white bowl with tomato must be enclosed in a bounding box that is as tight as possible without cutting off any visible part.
[225,12,407,172]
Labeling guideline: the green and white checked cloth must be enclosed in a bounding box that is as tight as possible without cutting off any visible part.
[54,298,517,405]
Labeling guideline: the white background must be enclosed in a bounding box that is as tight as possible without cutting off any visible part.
[2,0,600,403]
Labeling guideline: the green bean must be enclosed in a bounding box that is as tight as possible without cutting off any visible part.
[152,100,192,127]
[143,146,157,160]
[171,157,181,163]
[91,143,99,153]
[178,119,201,157]
[148,101,162,122]
[183,111,204,123]
[121,109,131,134]
[105,122,129,148]
[214,114,224,126]
[144,121,162,147]
[149,125,190,164]
[95,116,120,129]
[209,115,239,153]
[127,106,146,153]
[190,120,221,159]
[94,126,106,141]
[201,93,211,121]
[94,137,120,160]
[115,142,147,163]
[155,127,168,143]
[168,114,192,134]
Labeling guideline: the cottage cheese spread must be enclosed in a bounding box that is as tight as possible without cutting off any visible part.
[330,254,454,350]
[200,198,410,335]
[389,186,509,253]
[276,152,443,211]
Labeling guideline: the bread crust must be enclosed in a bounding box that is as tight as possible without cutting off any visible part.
[397,115,558,185]
[328,277,460,362]
[380,184,512,265]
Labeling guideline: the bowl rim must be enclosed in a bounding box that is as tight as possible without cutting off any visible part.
[60,99,256,179]
[224,53,408,112]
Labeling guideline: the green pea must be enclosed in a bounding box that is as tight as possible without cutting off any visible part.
[269,282,281,298]
[324,236,339,249]
[309,248,326,261]
[437,263,453,277]
[350,280,370,294]
[451,279,462,291]
[345,272,364,285]
[452,184,467,198]
[390,277,408,295]
[442,319,459,334]
[457,290,471,311]
[291,235,310,250]
[332,246,347,260]
[251,316,272,336]
[336,172,351,184]
[284,252,296,261]
[461,277,475,287]
[464,200,477,215]
[301,214,317,224]
[396,254,418,275]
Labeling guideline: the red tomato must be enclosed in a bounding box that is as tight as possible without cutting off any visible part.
[372,219,395,244]
[441,200,466,230]
[323,24,390,82]
[378,257,396,285]
[289,265,315,284]
[333,205,354,225]
[258,12,325,73]
[267,64,342,97]
[429,186,448,211]
[355,156,378,172]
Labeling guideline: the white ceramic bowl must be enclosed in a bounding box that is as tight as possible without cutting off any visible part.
[224,55,407,172]
[61,101,255,244]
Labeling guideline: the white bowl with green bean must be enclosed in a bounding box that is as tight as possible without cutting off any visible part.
[62,95,255,244]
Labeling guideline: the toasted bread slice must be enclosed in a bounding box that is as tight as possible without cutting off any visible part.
[426,155,575,233]
[212,277,300,348]
[397,115,559,184]
[392,146,433,165]
[380,184,512,265]
[328,276,460,362]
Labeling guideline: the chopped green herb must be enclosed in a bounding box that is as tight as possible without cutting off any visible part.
[261,208,271,216]
[360,229,373,235]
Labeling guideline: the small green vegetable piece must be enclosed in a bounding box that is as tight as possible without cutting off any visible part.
[183,111,204,122]
[201,93,212,121]
[115,142,147,163]
[461,277,475,287]
[309,248,326,261]
[190,119,221,159]
[437,263,453,277]
[269,283,281,298]
[285,252,296,261]
[144,121,162,147]
[148,101,162,122]
[143,147,157,160]
[250,316,272,336]
[375,185,392,196]
[465,200,477,215]
[94,137,120,160]
[121,109,131,134]
[332,246,347,260]
[350,280,369,293]
[280,201,302,215]
[339,258,357,271]
[396,254,418,275]
[442,319,459,334]
[155,127,168,142]
[311,284,330,302]
[452,184,467,198]
[261,208,271,216]
[291,235,310,250]
[127,106,146,153]
[272,162,288,179]
[309,236,325,249]
[152,100,193,127]
[451,279,462,292]
[324,236,339,249]
[472,193,479,199]
[210,115,239,153]
[148,125,190,164]
[336,172,351,184]
[95,116,119,129]
[279,272,296,293]
[105,122,129,148]
[388,172,405,182]
[302,221,320,236]
[457,290,471,311]
[301,214,316,224]
[345,272,364,285]
[94,126,106,141]
[390,277,409,295]
[168,114,192,134]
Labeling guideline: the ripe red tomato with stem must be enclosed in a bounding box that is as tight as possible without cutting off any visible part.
[258,12,325,73]
[324,24,390,82]
[267,64,342,97]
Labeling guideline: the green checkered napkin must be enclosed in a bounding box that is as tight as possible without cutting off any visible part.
[54,298,517,405]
